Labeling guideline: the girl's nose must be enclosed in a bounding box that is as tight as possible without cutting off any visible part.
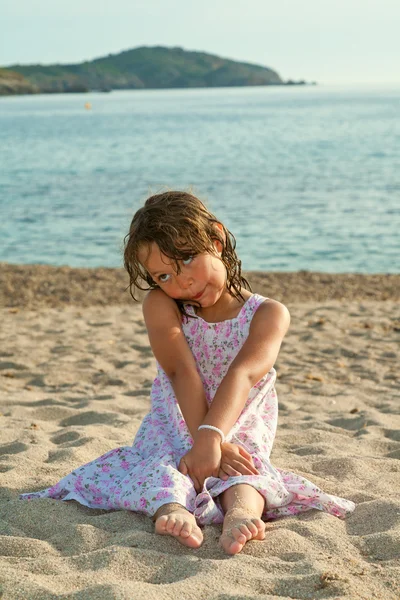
[176,273,193,290]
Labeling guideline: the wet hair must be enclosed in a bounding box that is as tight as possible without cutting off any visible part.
[123,191,252,317]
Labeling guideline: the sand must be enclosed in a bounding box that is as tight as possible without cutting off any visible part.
[0,265,399,599]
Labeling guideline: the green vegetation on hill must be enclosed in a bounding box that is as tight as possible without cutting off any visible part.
[1,46,293,95]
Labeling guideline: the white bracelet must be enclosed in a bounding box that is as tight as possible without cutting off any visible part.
[197,425,225,443]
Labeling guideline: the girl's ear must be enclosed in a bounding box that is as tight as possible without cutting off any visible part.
[213,222,225,254]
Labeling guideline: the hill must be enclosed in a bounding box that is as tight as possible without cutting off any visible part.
[0,69,39,95]
[0,46,300,95]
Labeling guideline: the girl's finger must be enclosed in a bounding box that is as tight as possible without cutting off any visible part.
[221,448,259,474]
[189,474,201,493]
[218,469,229,480]
[220,463,241,477]
[238,446,253,461]
[230,458,259,475]
[178,459,188,475]
[234,452,259,473]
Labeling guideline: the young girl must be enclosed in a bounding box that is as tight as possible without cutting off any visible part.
[20,191,355,555]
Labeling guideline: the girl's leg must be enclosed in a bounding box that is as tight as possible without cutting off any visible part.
[152,502,203,548]
[219,484,266,555]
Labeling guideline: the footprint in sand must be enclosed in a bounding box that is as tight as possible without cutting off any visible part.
[0,361,27,371]
[291,445,327,456]
[60,411,129,427]
[361,531,400,561]
[51,431,81,445]
[347,500,399,536]
[383,429,400,442]
[131,344,153,356]
[328,415,380,431]
[123,389,149,397]
[112,360,135,369]
[0,441,28,456]
[91,373,125,387]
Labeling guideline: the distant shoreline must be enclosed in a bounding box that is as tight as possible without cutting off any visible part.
[0,45,314,96]
[0,263,398,308]
[0,79,315,98]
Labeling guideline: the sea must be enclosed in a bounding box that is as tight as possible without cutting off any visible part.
[0,84,399,273]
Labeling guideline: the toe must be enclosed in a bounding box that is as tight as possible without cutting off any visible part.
[179,521,192,538]
[155,515,168,533]
[231,527,247,544]
[220,532,244,555]
[237,523,254,540]
[252,518,266,539]
[167,516,180,534]
[172,517,185,536]
[245,520,259,536]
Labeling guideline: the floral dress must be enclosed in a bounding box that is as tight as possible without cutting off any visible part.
[20,293,355,525]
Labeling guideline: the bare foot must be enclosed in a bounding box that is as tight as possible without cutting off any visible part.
[220,508,265,555]
[154,503,203,549]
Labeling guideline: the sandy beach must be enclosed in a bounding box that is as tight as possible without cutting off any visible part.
[0,264,399,600]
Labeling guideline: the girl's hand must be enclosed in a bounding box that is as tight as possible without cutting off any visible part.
[218,442,260,480]
[178,436,222,493]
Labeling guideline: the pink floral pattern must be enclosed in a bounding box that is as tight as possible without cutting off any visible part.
[20,294,355,524]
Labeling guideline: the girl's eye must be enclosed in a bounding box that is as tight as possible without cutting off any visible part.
[157,256,194,283]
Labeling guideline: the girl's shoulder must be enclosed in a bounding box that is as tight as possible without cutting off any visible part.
[250,296,291,330]
[142,289,198,379]
[142,288,181,322]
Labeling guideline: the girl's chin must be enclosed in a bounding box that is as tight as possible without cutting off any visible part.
[192,287,208,304]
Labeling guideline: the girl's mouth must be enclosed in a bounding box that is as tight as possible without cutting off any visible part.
[192,288,205,300]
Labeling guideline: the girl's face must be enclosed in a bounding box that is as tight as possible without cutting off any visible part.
[139,240,227,307]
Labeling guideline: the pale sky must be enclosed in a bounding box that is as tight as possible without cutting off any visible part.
[1,0,399,84]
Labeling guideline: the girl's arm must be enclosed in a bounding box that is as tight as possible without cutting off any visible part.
[179,299,290,491]
[144,289,225,490]
[198,299,290,442]
[142,289,209,439]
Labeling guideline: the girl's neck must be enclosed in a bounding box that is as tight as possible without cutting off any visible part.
[194,288,252,323]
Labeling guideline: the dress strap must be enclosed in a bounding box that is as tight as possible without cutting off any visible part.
[248,293,269,313]
[182,293,268,324]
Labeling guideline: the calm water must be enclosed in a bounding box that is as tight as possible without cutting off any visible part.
[1,85,399,273]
